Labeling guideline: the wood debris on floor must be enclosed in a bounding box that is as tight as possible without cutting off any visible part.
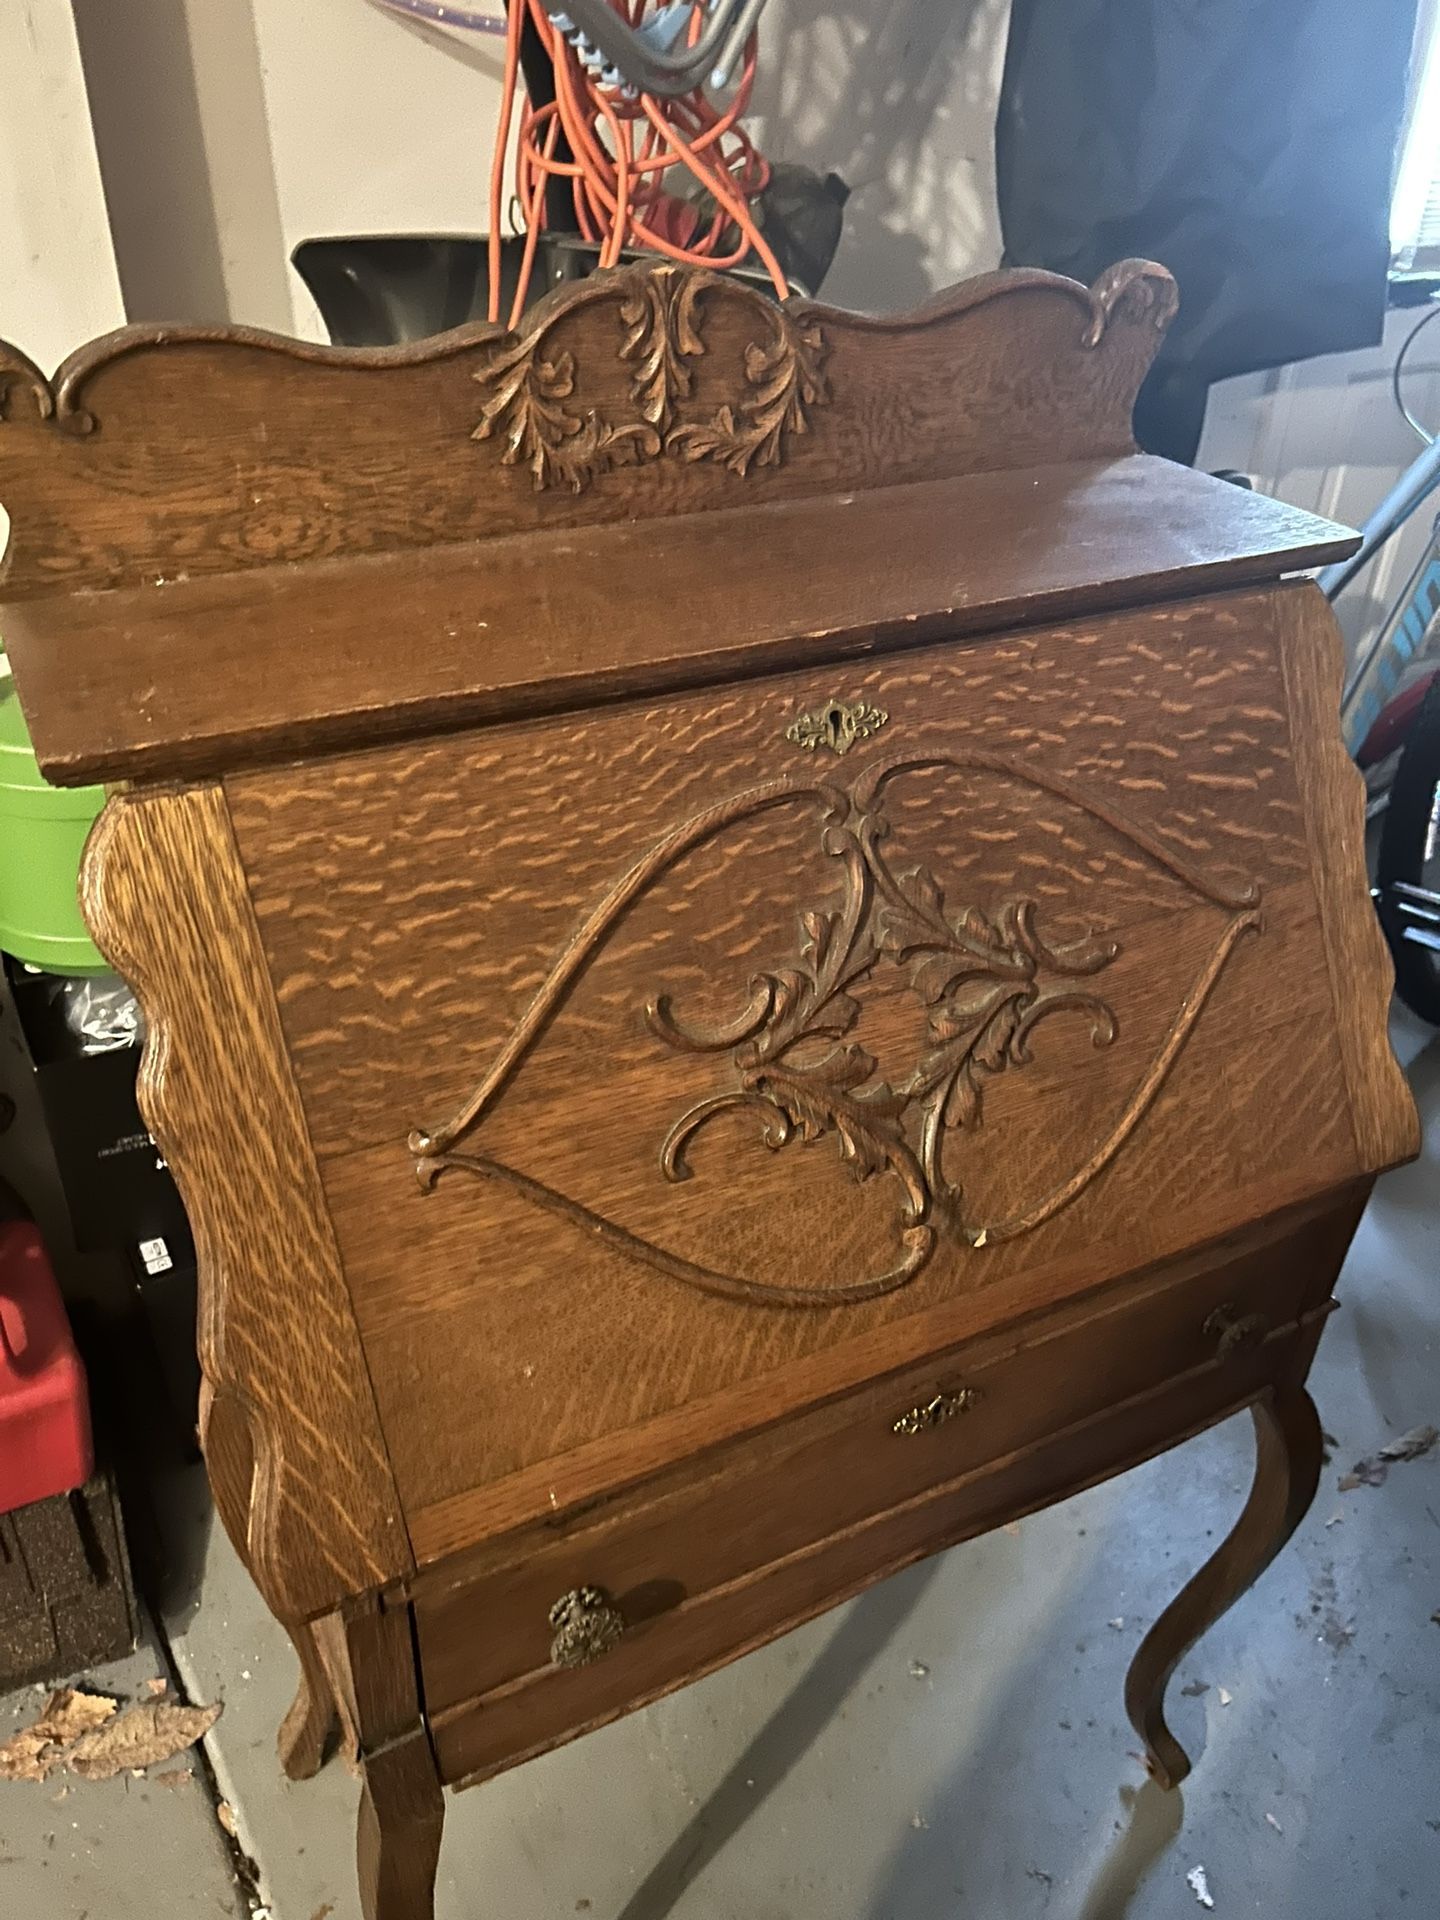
[1338,1423,1438,1491]
[0,1682,220,1784]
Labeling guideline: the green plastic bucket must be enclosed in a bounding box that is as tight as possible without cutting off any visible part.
[0,669,105,973]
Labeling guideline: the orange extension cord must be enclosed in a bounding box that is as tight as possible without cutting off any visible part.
[489,0,787,327]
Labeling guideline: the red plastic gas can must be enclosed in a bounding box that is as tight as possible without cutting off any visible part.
[0,1218,92,1514]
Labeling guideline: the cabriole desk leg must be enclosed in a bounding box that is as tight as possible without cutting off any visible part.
[1125,1383,1323,1788]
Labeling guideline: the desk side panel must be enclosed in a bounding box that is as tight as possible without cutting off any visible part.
[82,785,413,1621]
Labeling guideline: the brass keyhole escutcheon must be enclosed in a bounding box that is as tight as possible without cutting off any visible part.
[784,697,889,757]
[548,1585,627,1669]
[892,1386,980,1436]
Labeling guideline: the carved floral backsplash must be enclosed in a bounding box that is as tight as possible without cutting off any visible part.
[471,262,828,492]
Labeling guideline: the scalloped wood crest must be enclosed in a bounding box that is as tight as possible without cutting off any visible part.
[0,257,1177,597]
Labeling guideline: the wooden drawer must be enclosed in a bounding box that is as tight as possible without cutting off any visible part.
[413,1196,1351,1718]
[429,1307,1330,1788]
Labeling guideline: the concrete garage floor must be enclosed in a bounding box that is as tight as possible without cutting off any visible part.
[3,1016,1438,1919]
[0,1622,242,1917]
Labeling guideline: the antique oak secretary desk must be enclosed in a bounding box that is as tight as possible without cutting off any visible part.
[0,258,1417,1918]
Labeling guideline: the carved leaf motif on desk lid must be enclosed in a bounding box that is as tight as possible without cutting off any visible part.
[470,262,829,491]
[411,753,1261,1307]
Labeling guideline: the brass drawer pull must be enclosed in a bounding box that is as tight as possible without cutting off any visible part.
[892,1387,979,1435]
[548,1585,627,1669]
[1204,1303,1268,1358]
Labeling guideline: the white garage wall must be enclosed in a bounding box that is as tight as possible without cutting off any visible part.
[0,0,125,567]
[0,0,123,370]
[71,0,294,334]
[245,0,515,338]
[74,0,517,340]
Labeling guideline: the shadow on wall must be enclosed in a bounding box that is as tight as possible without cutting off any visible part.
[71,0,292,330]
[750,0,1010,311]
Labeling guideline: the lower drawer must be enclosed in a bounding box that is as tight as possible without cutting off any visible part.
[430,1308,1328,1787]
[413,1193,1355,1717]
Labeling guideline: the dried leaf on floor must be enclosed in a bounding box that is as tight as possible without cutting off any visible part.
[152,1769,194,1791]
[34,1690,119,1744]
[1339,1424,1438,1491]
[0,1689,118,1782]
[0,1728,58,1784]
[65,1701,222,1782]
[144,1676,169,1698]
[217,1799,238,1837]
[1186,1863,1216,1909]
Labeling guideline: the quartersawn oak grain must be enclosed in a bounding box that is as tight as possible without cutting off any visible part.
[1273,580,1421,1171]
[229,586,1317,1170]
[222,587,1361,1541]
[81,786,413,1623]
[0,256,1415,1920]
